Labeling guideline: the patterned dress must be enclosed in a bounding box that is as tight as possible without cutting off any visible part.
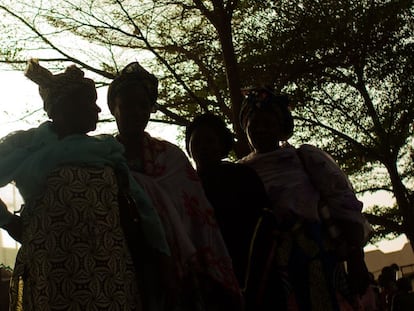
[238,144,368,310]
[10,166,142,311]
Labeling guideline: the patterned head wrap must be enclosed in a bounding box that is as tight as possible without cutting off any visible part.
[239,86,294,140]
[24,59,95,118]
[107,62,158,113]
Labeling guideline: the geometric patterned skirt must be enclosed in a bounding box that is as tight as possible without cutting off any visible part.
[9,166,142,311]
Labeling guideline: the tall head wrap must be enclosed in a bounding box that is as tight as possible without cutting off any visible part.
[107,62,158,113]
[24,59,95,118]
[239,86,294,141]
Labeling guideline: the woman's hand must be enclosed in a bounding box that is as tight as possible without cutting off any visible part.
[0,198,22,243]
[0,198,13,227]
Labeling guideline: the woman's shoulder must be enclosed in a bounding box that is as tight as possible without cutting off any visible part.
[297,143,332,158]
[220,161,260,175]
[93,133,119,143]
[0,129,34,146]
[296,143,340,170]
[215,161,252,176]
[0,122,50,151]
[238,145,297,164]
[147,133,189,159]
[296,143,358,195]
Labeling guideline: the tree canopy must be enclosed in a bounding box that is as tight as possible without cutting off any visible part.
[0,0,413,245]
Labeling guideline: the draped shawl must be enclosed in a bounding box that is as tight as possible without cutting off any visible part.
[0,121,169,255]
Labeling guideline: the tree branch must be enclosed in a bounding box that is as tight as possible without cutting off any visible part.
[192,0,214,21]
[0,5,114,79]
[354,64,389,151]
[226,0,239,15]
[363,213,404,234]
[156,105,190,126]
[295,115,375,157]
[356,187,394,195]
[114,0,206,112]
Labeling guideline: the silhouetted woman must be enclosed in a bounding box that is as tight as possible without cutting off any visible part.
[186,113,271,286]
[238,86,371,310]
[107,62,242,310]
[0,60,169,311]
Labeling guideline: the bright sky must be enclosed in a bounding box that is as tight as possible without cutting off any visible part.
[0,69,409,254]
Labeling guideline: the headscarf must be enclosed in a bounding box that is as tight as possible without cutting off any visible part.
[24,59,95,118]
[239,86,294,140]
[185,113,234,158]
[107,62,158,113]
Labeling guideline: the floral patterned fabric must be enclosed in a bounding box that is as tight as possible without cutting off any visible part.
[10,166,142,311]
[127,133,242,308]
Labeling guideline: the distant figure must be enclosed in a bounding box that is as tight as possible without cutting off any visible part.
[107,62,242,310]
[0,267,12,311]
[359,272,380,311]
[391,277,414,311]
[378,264,400,310]
[238,86,371,310]
[0,60,170,311]
[185,113,272,307]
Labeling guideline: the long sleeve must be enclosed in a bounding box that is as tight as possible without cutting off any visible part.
[297,144,372,244]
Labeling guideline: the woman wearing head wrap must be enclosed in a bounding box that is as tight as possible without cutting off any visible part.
[107,62,242,310]
[0,59,169,311]
[237,86,372,310]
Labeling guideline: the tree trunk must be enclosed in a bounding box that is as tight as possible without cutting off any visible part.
[385,160,414,252]
[215,15,250,158]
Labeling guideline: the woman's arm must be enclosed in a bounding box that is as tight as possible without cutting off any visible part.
[0,199,22,243]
